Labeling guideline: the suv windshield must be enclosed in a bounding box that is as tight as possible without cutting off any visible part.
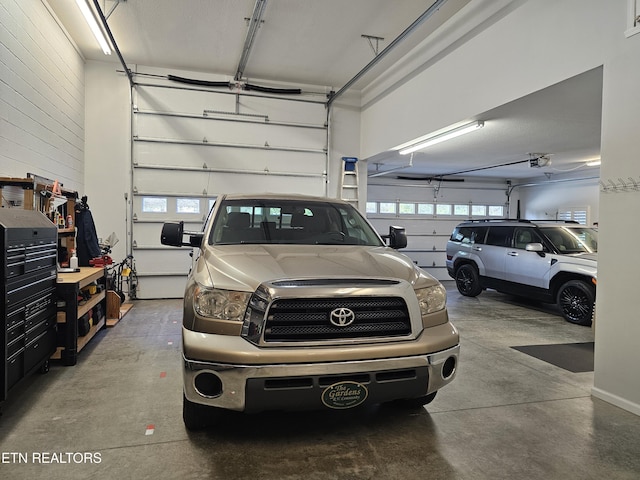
[539,226,598,254]
[209,199,384,246]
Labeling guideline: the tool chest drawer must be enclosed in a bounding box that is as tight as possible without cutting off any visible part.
[1,209,58,404]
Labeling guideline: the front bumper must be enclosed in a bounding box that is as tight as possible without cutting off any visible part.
[183,341,459,412]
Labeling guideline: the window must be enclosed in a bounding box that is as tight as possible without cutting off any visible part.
[454,204,469,216]
[513,227,542,249]
[177,198,200,214]
[210,198,383,246]
[486,226,512,247]
[451,226,487,244]
[471,205,486,217]
[142,197,167,213]
[399,203,416,215]
[488,205,504,217]
[436,204,452,216]
[625,0,640,37]
[379,202,396,214]
[558,208,588,225]
[366,202,377,214]
[417,203,434,215]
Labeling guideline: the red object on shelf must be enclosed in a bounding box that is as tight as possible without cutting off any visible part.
[89,255,113,267]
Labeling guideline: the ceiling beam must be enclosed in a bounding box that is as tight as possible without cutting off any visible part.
[91,0,132,84]
[328,0,449,106]
[235,0,268,81]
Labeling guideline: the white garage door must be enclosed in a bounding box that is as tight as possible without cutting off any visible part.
[131,77,328,298]
[366,180,510,281]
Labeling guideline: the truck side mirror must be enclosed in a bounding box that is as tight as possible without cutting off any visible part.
[385,226,407,249]
[161,222,204,247]
[161,222,184,246]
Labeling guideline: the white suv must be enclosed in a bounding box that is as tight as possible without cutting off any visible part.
[446,219,597,326]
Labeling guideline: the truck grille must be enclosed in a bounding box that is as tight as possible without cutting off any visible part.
[264,297,411,342]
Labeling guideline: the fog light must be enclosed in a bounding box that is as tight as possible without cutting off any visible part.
[194,372,223,398]
[442,356,456,379]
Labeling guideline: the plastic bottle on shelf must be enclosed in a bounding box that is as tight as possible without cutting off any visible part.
[70,250,79,270]
[66,214,73,229]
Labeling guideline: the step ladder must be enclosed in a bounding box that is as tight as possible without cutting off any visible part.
[340,157,359,206]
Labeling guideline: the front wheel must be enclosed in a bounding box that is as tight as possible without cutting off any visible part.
[183,394,223,431]
[394,391,438,409]
[556,280,594,326]
[455,264,482,297]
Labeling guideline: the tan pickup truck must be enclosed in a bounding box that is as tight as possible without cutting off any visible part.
[161,194,459,430]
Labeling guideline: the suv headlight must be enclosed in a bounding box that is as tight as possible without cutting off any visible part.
[194,285,251,322]
[415,284,447,315]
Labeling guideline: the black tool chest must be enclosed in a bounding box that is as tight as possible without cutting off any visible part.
[1,209,58,404]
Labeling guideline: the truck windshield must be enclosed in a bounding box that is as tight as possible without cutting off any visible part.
[209,199,384,246]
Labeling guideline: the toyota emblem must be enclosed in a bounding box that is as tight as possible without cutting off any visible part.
[329,308,356,327]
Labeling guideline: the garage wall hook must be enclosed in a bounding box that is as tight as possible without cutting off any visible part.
[600,177,640,193]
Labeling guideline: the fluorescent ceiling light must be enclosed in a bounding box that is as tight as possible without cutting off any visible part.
[75,0,111,55]
[586,158,601,166]
[398,121,484,155]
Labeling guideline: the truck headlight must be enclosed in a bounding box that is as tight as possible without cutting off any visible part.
[194,286,251,322]
[416,284,446,315]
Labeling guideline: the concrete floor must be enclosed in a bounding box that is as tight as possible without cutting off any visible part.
[2,281,640,479]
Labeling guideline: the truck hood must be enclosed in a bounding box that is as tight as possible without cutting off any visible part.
[196,244,432,292]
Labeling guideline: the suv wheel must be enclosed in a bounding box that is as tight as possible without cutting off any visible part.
[557,280,594,326]
[455,264,482,297]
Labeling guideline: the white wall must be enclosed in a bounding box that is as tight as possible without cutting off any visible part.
[1,0,85,191]
[518,179,600,225]
[592,22,640,414]
[361,0,640,415]
[360,0,612,158]
[83,60,130,262]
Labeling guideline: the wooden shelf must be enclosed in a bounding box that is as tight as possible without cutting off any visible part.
[78,290,106,318]
[54,267,107,366]
[106,303,133,328]
[77,316,106,353]
[56,290,105,323]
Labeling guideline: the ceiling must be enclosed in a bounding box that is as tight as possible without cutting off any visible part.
[369,66,603,182]
[46,0,603,181]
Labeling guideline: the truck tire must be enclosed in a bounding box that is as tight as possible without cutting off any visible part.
[183,394,222,431]
[395,391,437,409]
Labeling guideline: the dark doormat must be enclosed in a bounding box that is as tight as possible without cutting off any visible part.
[511,342,594,373]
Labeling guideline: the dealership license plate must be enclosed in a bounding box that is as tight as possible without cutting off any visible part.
[321,381,369,409]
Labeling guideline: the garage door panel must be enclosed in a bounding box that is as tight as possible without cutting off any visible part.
[136,115,326,149]
[134,170,215,196]
[132,205,208,225]
[136,275,187,299]
[132,221,206,246]
[133,248,194,275]
[133,170,324,196]
[131,82,328,298]
[238,95,326,124]
[136,87,236,114]
[134,142,325,172]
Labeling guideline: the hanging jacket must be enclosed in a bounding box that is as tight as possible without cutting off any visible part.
[75,206,101,266]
